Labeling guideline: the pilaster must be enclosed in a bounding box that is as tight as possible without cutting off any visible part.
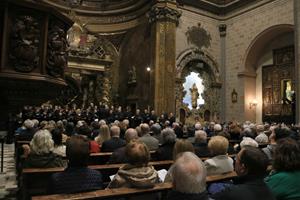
[148,0,181,115]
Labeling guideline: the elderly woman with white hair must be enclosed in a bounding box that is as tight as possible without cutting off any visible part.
[23,129,65,168]
[156,127,177,160]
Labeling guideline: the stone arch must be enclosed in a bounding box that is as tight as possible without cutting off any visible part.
[243,24,294,73]
[176,48,221,84]
[175,48,221,123]
[240,24,294,122]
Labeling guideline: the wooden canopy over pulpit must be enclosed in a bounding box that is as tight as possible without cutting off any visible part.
[0,0,73,126]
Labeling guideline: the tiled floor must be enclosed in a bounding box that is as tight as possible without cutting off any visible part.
[0,143,17,200]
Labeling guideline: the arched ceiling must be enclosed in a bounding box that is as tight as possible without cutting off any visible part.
[177,0,261,15]
[41,0,149,15]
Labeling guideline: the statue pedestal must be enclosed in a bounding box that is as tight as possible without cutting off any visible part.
[184,108,203,126]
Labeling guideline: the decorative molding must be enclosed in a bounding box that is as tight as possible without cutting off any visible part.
[175,48,221,122]
[237,71,257,78]
[46,21,69,78]
[219,23,227,37]
[176,48,221,83]
[9,15,41,73]
[148,5,182,25]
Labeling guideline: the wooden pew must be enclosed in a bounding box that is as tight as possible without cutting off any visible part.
[31,171,238,200]
[21,160,174,199]
[88,150,157,165]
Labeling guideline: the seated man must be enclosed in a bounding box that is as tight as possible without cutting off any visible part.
[101,125,126,152]
[138,123,159,151]
[108,128,139,164]
[167,152,209,200]
[50,135,103,194]
[213,146,275,200]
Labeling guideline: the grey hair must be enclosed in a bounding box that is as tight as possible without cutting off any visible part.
[150,123,161,135]
[110,125,120,137]
[240,137,258,148]
[172,152,207,193]
[161,128,176,144]
[24,119,34,129]
[30,129,54,155]
[195,130,207,143]
[99,119,107,126]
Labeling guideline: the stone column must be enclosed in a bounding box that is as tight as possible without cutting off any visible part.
[294,0,300,124]
[148,0,181,115]
[219,23,227,122]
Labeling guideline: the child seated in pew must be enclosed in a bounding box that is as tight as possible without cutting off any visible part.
[49,135,103,194]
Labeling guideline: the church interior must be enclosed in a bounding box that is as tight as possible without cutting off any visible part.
[0,0,300,199]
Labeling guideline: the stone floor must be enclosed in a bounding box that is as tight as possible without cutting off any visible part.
[0,143,17,200]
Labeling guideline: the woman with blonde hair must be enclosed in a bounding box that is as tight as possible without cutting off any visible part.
[95,124,111,146]
[204,136,233,175]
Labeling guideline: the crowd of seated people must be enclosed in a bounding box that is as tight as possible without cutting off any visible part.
[13,103,300,199]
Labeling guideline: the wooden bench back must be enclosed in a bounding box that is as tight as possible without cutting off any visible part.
[31,171,238,200]
[21,160,174,199]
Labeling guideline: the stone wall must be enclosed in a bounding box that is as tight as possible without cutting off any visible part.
[225,0,294,122]
[176,0,294,122]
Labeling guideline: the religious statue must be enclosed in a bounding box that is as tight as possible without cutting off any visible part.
[128,65,137,84]
[190,83,199,109]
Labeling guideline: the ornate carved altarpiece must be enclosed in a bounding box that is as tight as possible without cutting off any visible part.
[262,46,295,124]
[176,48,221,125]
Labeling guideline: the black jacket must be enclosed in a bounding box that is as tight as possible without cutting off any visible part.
[212,175,276,200]
[156,142,175,161]
[167,190,209,200]
[101,137,126,152]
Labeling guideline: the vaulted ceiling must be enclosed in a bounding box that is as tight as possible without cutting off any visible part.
[178,0,260,15]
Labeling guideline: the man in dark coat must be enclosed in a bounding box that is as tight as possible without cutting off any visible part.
[108,128,138,164]
[212,146,275,200]
[101,125,126,152]
[50,135,103,194]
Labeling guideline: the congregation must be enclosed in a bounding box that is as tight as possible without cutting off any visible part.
[14,103,300,200]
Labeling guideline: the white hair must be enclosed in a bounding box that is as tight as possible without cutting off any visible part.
[195,130,207,143]
[214,124,222,131]
[30,129,54,155]
[99,119,107,126]
[195,123,202,130]
[161,128,176,144]
[172,152,207,193]
[240,137,258,148]
[24,119,34,129]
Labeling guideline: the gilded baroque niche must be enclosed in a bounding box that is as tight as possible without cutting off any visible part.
[176,48,221,123]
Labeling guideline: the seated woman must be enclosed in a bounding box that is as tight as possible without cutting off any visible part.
[204,136,234,175]
[265,138,300,200]
[23,129,65,168]
[51,128,66,157]
[156,127,177,160]
[107,140,160,189]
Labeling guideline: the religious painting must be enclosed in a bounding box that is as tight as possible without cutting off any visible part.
[281,79,293,103]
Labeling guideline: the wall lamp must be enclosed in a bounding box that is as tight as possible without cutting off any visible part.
[249,99,258,109]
